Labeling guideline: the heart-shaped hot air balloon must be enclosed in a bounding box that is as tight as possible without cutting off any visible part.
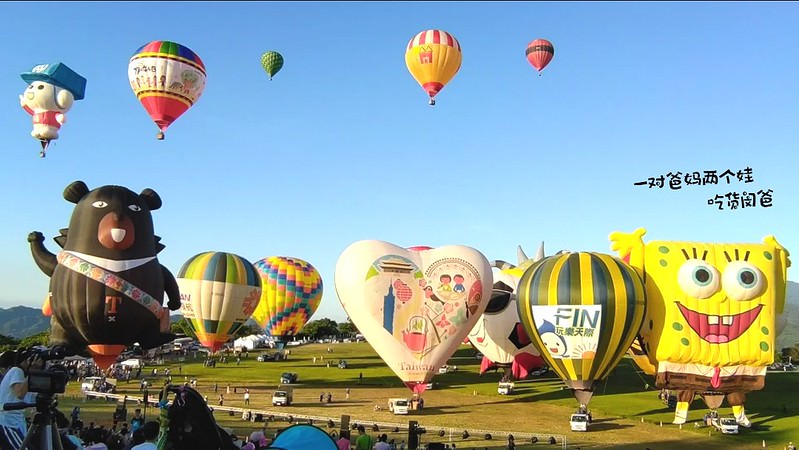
[335,240,492,394]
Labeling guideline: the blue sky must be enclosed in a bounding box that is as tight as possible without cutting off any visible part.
[1,2,797,324]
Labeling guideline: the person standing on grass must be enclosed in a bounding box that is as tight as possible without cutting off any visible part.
[354,425,373,450]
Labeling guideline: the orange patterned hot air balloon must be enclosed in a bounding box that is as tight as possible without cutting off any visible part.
[526,38,555,76]
[405,30,462,106]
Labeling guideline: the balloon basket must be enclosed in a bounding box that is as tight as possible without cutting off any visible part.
[428,99,436,106]
[156,131,165,140]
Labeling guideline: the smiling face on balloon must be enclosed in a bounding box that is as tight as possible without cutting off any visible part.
[637,239,789,367]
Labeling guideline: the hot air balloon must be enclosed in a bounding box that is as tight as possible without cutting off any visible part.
[610,227,790,427]
[176,252,262,352]
[251,256,323,349]
[260,51,284,81]
[19,62,87,158]
[128,40,206,140]
[468,244,548,379]
[335,240,492,395]
[405,29,462,106]
[525,38,554,76]
[28,181,181,370]
[516,252,646,412]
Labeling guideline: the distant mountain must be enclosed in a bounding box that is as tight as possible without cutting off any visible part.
[777,281,799,350]
[0,306,50,339]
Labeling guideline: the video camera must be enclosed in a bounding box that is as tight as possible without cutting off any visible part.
[27,367,68,395]
[1,346,72,396]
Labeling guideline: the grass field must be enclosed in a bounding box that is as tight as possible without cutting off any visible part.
[52,342,799,450]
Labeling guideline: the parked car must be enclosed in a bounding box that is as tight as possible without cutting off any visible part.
[280,372,298,384]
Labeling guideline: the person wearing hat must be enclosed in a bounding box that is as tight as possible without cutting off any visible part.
[19,62,86,157]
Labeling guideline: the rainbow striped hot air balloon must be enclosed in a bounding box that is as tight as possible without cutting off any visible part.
[251,256,323,349]
[405,29,462,106]
[128,40,206,140]
[176,252,262,352]
[516,252,646,408]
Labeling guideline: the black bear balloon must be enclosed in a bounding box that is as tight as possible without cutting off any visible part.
[29,181,181,368]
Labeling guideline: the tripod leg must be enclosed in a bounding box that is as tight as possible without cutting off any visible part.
[16,423,40,450]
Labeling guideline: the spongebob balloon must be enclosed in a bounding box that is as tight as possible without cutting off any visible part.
[610,227,790,427]
[19,63,87,158]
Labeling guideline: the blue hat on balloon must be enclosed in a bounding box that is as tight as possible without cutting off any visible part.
[20,62,86,100]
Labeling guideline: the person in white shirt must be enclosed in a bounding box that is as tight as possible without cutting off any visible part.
[0,363,38,450]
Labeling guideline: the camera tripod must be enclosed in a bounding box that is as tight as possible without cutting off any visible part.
[16,396,64,450]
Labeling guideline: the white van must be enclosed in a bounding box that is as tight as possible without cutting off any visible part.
[569,413,589,431]
[388,398,409,415]
[81,377,104,392]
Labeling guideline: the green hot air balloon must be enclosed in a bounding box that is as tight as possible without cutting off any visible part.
[260,51,284,80]
[516,252,646,410]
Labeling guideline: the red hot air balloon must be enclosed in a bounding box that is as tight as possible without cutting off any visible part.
[525,39,555,76]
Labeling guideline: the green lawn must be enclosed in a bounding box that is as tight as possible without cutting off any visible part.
[52,342,799,450]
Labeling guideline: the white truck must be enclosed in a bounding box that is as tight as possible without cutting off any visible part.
[497,381,515,395]
[272,389,293,406]
[569,413,590,431]
[712,416,739,435]
[388,398,410,415]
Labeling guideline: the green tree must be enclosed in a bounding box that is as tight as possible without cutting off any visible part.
[337,318,358,337]
[0,334,19,353]
[302,319,339,340]
[18,330,50,348]
[172,318,197,339]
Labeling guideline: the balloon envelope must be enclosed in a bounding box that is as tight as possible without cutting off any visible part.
[468,268,544,377]
[525,38,555,73]
[405,29,462,104]
[516,252,646,405]
[251,256,323,345]
[176,252,262,352]
[610,229,790,393]
[336,240,492,393]
[128,41,206,136]
[260,51,284,80]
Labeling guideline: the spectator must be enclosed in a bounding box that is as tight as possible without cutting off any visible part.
[336,431,351,450]
[355,425,373,450]
[0,358,38,450]
[373,433,390,450]
[131,421,158,450]
[129,409,144,433]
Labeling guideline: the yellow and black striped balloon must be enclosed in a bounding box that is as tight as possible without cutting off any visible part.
[517,252,646,398]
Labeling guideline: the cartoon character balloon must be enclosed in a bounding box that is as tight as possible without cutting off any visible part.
[517,252,647,410]
[251,256,323,348]
[468,244,547,379]
[525,38,555,76]
[176,252,262,353]
[405,29,462,106]
[19,63,86,158]
[128,41,206,140]
[28,181,181,369]
[610,228,790,427]
[336,240,492,394]
[260,51,284,81]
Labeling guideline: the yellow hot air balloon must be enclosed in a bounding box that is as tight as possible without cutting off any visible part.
[251,256,323,348]
[176,252,262,352]
[516,252,647,409]
[405,29,462,106]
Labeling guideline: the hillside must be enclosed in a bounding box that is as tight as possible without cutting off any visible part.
[0,305,50,339]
